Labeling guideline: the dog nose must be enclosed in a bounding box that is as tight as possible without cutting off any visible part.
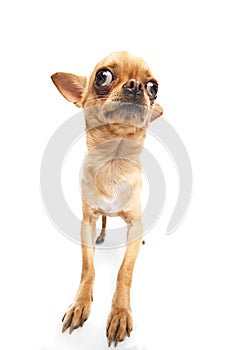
[122,79,143,96]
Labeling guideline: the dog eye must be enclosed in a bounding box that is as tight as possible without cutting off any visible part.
[146,81,158,99]
[95,70,113,87]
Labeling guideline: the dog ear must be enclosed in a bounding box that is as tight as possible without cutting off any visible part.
[51,73,87,107]
[150,103,163,122]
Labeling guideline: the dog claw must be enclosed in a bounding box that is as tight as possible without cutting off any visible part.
[69,323,79,334]
[127,326,132,337]
[62,314,73,333]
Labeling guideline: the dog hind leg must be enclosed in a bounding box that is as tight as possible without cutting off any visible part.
[96,215,107,244]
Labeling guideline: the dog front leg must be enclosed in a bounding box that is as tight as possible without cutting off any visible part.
[62,207,99,333]
[106,218,143,347]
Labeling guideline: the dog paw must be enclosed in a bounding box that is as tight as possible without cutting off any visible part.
[62,298,91,334]
[106,307,133,347]
[96,235,105,244]
[96,228,106,244]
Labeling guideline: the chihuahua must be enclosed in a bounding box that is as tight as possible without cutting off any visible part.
[51,51,163,347]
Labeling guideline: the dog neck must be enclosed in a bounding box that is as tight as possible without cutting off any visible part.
[82,123,145,208]
[86,123,146,151]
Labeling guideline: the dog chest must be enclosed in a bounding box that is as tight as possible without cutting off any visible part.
[82,151,142,213]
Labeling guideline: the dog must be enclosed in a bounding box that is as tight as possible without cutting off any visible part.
[51,51,163,347]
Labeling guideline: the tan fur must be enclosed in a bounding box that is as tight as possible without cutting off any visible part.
[51,51,163,347]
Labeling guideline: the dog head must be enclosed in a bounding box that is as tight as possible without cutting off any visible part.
[51,51,163,128]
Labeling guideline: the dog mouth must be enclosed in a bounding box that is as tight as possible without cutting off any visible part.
[104,102,146,120]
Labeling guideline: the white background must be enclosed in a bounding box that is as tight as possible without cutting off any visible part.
[1,1,233,349]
